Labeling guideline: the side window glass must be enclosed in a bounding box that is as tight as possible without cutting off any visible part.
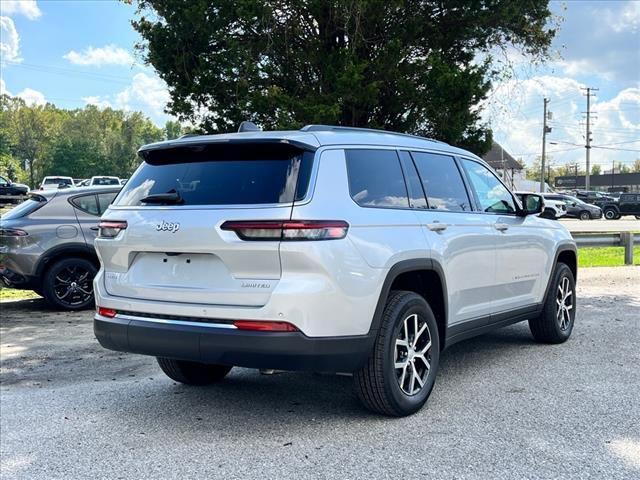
[398,151,428,209]
[97,192,118,214]
[71,194,99,216]
[345,149,409,208]
[411,152,471,211]
[461,159,516,214]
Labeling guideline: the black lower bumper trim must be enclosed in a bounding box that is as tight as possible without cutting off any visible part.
[94,316,373,373]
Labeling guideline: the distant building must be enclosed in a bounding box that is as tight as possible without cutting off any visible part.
[555,172,640,193]
[481,142,552,191]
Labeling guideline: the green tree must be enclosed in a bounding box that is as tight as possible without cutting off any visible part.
[164,120,183,140]
[590,164,601,176]
[631,159,640,173]
[131,0,556,154]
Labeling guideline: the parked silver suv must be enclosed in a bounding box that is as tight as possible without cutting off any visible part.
[1,186,120,309]
[94,125,577,416]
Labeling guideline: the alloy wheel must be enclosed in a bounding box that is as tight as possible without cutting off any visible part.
[53,265,93,307]
[394,313,432,396]
[556,276,573,331]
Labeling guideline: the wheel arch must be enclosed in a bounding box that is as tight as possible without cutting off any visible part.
[34,243,99,284]
[369,259,448,351]
[542,243,577,307]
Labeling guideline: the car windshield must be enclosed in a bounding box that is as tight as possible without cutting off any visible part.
[565,195,585,205]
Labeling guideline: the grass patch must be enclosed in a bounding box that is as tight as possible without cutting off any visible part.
[0,288,41,302]
[578,246,640,268]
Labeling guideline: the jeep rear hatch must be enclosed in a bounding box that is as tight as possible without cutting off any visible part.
[98,141,314,307]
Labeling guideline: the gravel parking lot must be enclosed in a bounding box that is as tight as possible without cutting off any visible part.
[1,267,639,479]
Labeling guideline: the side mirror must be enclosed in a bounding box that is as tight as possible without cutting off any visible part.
[518,193,544,216]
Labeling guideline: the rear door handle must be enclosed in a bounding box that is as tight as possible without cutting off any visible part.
[494,222,509,232]
[427,222,448,232]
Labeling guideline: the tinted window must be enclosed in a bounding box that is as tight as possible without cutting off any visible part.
[93,177,120,186]
[411,152,471,211]
[620,194,636,202]
[115,143,313,206]
[71,194,100,215]
[97,192,118,214]
[461,159,516,214]
[345,149,409,208]
[398,151,428,209]
[44,177,73,186]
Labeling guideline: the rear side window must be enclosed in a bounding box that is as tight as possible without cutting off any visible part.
[411,152,471,211]
[345,149,409,208]
[114,143,314,206]
[71,194,100,215]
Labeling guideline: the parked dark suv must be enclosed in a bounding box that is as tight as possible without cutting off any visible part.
[0,186,120,309]
[600,194,640,220]
[0,175,29,201]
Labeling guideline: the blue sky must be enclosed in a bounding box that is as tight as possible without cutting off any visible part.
[1,0,639,169]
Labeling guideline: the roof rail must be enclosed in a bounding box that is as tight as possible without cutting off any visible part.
[300,125,447,144]
[178,133,200,139]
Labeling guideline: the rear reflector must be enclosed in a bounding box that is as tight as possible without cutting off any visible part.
[97,307,117,318]
[233,320,299,332]
[98,220,127,238]
[221,220,348,241]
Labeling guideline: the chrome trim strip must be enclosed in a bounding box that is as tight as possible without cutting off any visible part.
[113,313,238,329]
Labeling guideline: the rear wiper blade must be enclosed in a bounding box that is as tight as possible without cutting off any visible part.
[140,192,184,204]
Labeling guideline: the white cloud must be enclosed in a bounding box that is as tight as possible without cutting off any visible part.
[0,78,10,95]
[82,95,112,109]
[1,1,42,20]
[0,16,21,63]
[115,72,170,114]
[82,72,171,124]
[63,44,134,67]
[484,76,640,169]
[16,87,45,106]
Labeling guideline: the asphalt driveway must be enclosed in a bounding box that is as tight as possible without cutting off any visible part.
[1,267,639,479]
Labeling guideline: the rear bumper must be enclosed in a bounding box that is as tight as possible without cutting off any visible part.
[94,313,374,373]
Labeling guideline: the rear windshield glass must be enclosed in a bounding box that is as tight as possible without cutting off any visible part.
[92,177,120,186]
[44,177,73,186]
[114,142,314,207]
[1,196,46,220]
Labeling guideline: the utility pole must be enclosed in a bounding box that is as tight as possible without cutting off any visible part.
[540,98,551,192]
[582,87,598,190]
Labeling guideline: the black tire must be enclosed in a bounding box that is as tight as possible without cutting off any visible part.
[529,263,576,344]
[635,215,640,220]
[603,208,618,220]
[579,210,591,220]
[354,291,440,417]
[157,358,232,385]
[42,257,97,310]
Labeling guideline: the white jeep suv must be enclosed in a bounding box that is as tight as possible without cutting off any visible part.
[94,125,577,416]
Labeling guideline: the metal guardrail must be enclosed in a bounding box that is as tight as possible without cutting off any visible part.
[572,232,637,265]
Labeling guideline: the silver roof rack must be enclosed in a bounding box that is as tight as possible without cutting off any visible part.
[300,125,447,144]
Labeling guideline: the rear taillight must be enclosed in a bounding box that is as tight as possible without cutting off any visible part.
[97,307,117,318]
[233,320,299,332]
[98,220,127,238]
[0,228,28,237]
[221,220,348,241]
